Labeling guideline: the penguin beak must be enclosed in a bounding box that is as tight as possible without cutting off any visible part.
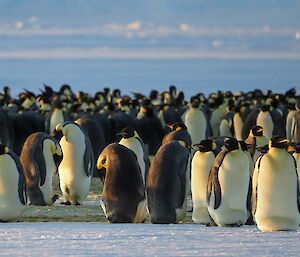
[279,139,289,144]
[52,129,64,142]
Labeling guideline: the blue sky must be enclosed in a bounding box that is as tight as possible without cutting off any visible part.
[0,0,299,59]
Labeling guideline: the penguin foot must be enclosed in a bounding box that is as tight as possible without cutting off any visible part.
[187,207,193,213]
[61,201,71,205]
[52,194,59,204]
[74,201,81,206]
[227,224,242,227]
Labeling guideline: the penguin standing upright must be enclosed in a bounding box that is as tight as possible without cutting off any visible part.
[20,132,62,206]
[52,121,94,205]
[97,143,148,223]
[252,137,300,232]
[118,127,149,184]
[182,98,207,146]
[245,125,269,164]
[191,139,216,224]
[46,99,70,133]
[146,140,190,224]
[207,138,251,226]
[0,145,27,221]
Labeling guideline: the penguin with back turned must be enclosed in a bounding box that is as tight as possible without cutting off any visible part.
[252,136,300,231]
[146,139,191,224]
[97,143,148,223]
[207,138,251,227]
[0,145,27,221]
[20,132,62,206]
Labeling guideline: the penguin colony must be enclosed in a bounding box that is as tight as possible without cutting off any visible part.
[0,84,299,232]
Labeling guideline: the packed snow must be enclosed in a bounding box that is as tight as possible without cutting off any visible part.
[0,222,299,256]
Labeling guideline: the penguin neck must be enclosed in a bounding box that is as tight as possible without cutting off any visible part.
[268,147,286,158]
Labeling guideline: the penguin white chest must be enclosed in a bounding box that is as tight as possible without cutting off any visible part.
[119,138,146,183]
[39,143,57,205]
[184,109,206,145]
[256,112,273,140]
[0,155,25,220]
[50,109,64,133]
[59,133,91,203]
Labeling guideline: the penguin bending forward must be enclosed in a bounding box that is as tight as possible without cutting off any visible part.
[20,132,62,206]
[146,140,190,224]
[252,137,300,232]
[97,143,148,223]
[52,121,94,205]
[207,138,251,227]
[0,145,27,221]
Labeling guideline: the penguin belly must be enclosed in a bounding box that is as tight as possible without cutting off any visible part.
[49,109,64,133]
[59,138,91,204]
[184,109,206,146]
[119,138,146,184]
[39,144,57,205]
[208,151,249,226]
[233,113,243,140]
[254,152,300,232]
[0,155,25,221]
[256,112,274,140]
[191,151,215,224]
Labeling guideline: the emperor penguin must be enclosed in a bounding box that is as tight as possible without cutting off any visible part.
[252,137,300,232]
[146,140,191,224]
[118,127,149,184]
[285,99,297,141]
[207,138,251,227]
[182,98,207,146]
[52,121,94,205]
[46,99,71,134]
[97,143,148,223]
[162,122,192,147]
[245,125,269,164]
[191,139,216,224]
[20,132,62,206]
[0,145,27,221]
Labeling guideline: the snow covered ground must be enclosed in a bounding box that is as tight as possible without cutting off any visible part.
[0,223,299,257]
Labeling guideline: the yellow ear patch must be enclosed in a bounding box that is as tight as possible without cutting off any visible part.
[212,142,217,150]
[4,147,9,154]
[55,123,63,131]
[178,140,187,148]
[97,156,107,170]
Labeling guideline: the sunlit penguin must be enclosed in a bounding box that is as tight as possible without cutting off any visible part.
[20,132,62,206]
[52,121,94,205]
[286,99,297,141]
[245,125,269,164]
[118,127,149,184]
[207,138,251,227]
[146,140,191,224]
[191,139,216,225]
[97,143,148,223]
[182,98,207,147]
[252,137,300,232]
[0,145,27,221]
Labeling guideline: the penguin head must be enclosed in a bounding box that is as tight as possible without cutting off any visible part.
[97,153,107,183]
[193,139,216,152]
[261,104,271,112]
[250,125,264,137]
[168,122,187,131]
[0,144,9,155]
[118,127,135,139]
[270,136,289,149]
[190,97,200,108]
[238,141,250,151]
[224,138,239,152]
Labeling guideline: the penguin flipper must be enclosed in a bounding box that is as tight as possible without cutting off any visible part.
[34,144,47,187]
[209,150,228,209]
[8,151,27,205]
[83,136,94,177]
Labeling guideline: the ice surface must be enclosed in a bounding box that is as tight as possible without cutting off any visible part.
[0,223,299,257]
